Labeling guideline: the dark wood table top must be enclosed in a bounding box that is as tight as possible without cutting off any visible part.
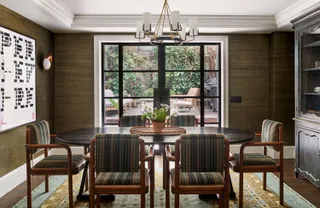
[56,127,255,147]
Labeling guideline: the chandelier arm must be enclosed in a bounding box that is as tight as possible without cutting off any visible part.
[154,0,167,38]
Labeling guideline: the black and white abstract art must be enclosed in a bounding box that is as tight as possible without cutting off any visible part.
[0,26,36,132]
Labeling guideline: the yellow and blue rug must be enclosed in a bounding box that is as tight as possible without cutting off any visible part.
[14,170,315,207]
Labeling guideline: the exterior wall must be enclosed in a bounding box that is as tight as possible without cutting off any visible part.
[0,5,54,177]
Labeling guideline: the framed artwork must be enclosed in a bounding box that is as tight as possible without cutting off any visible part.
[0,26,36,132]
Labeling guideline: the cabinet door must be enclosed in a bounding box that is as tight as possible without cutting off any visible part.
[296,127,320,187]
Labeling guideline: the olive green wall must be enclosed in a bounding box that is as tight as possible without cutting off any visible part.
[0,5,54,177]
[270,32,295,145]
[54,33,295,145]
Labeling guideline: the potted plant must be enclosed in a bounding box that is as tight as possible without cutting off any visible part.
[142,104,176,132]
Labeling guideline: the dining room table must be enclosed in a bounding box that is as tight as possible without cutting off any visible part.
[56,126,255,201]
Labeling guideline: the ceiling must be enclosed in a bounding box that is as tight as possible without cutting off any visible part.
[1,0,320,33]
[63,0,298,15]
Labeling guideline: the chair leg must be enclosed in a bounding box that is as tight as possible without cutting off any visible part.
[89,189,95,208]
[239,172,244,208]
[68,174,74,208]
[218,193,224,208]
[97,194,101,208]
[45,175,49,192]
[141,193,146,208]
[151,158,155,208]
[27,174,32,208]
[280,170,284,205]
[165,169,170,208]
[174,193,179,208]
[263,172,267,190]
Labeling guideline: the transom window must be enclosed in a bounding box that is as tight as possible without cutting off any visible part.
[102,43,221,127]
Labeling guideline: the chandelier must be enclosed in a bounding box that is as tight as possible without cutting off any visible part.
[135,0,199,44]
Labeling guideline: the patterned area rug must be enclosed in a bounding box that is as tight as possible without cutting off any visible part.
[14,170,315,208]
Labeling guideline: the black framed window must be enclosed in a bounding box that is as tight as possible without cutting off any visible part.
[102,43,221,126]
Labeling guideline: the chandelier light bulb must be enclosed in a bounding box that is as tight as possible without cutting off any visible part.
[143,12,152,32]
[189,17,199,36]
[136,21,144,38]
[179,24,186,40]
[171,11,180,31]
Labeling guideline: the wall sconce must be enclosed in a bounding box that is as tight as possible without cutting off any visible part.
[42,53,53,70]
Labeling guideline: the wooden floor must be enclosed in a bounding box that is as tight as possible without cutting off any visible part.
[1,158,320,208]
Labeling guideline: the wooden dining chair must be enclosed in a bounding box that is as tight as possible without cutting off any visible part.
[165,134,230,208]
[229,119,284,208]
[89,134,154,208]
[164,114,198,188]
[25,120,86,208]
[119,114,150,127]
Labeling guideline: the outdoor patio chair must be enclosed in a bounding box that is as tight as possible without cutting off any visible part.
[105,89,133,114]
[229,119,284,208]
[89,134,154,208]
[172,88,200,110]
[165,134,230,208]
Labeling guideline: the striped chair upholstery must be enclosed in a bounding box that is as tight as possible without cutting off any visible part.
[95,134,140,173]
[27,120,51,154]
[172,134,225,185]
[95,169,148,185]
[33,155,86,174]
[119,115,150,156]
[170,169,224,185]
[119,115,147,127]
[261,119,283,151]
[168,115,197,156]
[229,153,276,172]
[180,134,225,172]
[169,115,196,127]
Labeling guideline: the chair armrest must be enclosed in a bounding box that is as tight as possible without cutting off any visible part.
[50,134,57,137]
[255,133,261,137]
[84,153,90,161]
[165,145,176,161]
[26,144,72,156]
[239,141,284,165]
[144,146,154,161]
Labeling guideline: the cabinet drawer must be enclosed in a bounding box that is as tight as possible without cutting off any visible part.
[296,126,320,187]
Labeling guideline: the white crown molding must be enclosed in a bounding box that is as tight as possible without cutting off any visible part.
[72,15,277,32]
[29,0,74,27]
[276,0,320,28]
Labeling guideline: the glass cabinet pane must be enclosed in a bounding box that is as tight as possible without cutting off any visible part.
[301,33,320,117]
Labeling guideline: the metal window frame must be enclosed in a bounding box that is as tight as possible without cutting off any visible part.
[101,43,222,127]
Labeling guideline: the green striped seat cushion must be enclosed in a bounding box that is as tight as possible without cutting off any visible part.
[171,169,224,185]
[230,153,277,168]
[95,169,148,185]
[33,155,85,174]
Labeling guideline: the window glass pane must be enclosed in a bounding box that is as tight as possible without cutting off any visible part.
[204,72,219,96]
[123,46,158,71]
[123,98,154,116]
[104,98,119,125]
[205,45,219,70]
[104,45,119,71]
[204,98,219,123]
[123,72,158,97]
[166,46,200,70]
[104,72,119,97]
[166,72,200,95]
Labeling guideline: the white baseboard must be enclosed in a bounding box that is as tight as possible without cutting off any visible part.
[230,144,295,159]
[0,154,44,198]
[0,147,85,198]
